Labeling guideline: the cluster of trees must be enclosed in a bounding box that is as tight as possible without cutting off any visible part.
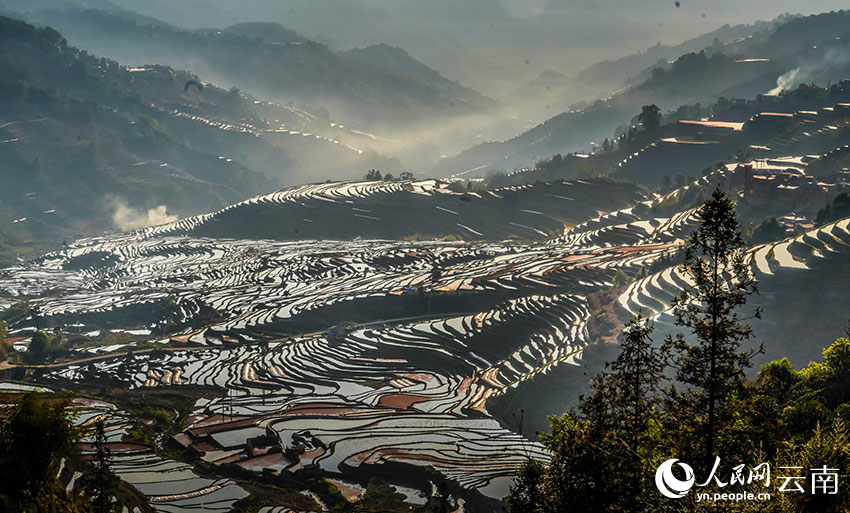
[24,330,72,364]
[816,193,850,227]
[363,169,414,181]
[0,315,71,364]
[749,217,788,245]
[600,104,663,156]
[509,190,850,512]
[643,51,742,100]
[0,394,121,512]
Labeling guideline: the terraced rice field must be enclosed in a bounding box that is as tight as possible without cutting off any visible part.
[9,170,839,504]
[616,217,850,324]
[0,178,712,502]
[65,399,250,513]
[123,177,647,242]
[42,291,581,497]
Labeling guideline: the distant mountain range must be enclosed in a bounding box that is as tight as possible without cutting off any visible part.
[503,20,773,123]
[14,0,842,98]
[574,20,776,94]
[2,7,496,127]
[436,9,850,177]
[0,15,401,263]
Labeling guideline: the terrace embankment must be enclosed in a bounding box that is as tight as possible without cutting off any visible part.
[143,178,648,242]
[616,217,850,368]
[270,287,587,336]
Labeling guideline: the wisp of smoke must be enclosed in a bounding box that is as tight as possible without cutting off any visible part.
[108,197,177,231]
[767,46,850,96]
[767,68,802,96]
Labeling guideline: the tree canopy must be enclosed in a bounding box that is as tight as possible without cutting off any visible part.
[637,104,661,133]
[0,394,81,511]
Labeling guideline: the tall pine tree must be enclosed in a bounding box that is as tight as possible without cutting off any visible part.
[664,188,760,466]
[508,314,663,513]
[86,419,120,513]
[607,314,664,513]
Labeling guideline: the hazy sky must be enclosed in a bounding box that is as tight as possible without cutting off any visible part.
[113,0,850,46]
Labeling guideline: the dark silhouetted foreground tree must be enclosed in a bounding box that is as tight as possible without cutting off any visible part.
[664,188,761,466]
[0,394,80,511]
[85,419,120,513]
[508,314,663,513]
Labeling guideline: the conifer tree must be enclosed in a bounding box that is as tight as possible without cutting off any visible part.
[607,314,664,512]
[508,459,545,513]
[86,419,120,513]
[664,188,760,466]
[508,315,663,513]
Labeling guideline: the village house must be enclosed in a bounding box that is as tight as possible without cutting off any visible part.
[739,162,843,217]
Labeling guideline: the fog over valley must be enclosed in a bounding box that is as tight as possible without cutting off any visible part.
[2,0,848,176]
